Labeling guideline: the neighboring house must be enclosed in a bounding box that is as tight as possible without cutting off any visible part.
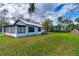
[2,19,44,37]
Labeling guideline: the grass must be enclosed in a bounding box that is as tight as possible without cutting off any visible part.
[0,32,79,55]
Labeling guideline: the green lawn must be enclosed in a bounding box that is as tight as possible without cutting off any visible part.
[0,32,79,56]
[0,32,3,36]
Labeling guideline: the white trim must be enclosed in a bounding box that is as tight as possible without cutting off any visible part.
[35,27,38,33]
[15,26,17,34]
[19,19,42,27]
[9,27,10,33]
[5,33,16,37]
[25,26,28,34]
[4,25,44,38]
[4,28,42,38]
[16,32,42,37]
[2,27,4,34]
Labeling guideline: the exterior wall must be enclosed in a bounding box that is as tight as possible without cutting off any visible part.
[5,33,16,37]
[41,27,45,32]
[4,26,16,37]
[4,26,16,33]
[4,25,43,38]
[10,27,16,33]
[16,32,42,37]
[16,21,26,25]
[16,26,42,37]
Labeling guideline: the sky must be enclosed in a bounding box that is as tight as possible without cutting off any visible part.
[0,3,79,25]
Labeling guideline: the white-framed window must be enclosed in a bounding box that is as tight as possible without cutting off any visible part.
[10,27,15,33]
[17,26,25,34]
[28,26,35,32]
[5,27,9,33]
[38,27,41,32]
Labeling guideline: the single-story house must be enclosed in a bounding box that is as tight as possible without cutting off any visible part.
[2,18,44,37]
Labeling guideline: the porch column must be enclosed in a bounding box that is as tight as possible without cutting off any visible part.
[15,26,17,34]
[26,26,28,34]
[35,27,38,33]
[9,27,10,33]
[2,27,4,34]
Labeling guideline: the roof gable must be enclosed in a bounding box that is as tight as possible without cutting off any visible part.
[13,19,42,27]
[14,19,26,25]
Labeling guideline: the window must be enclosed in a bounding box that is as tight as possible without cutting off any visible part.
[10,27,15,33]
[38,27,41,32]
[5,27,9,32]
[17,26,25,34]
[28,26,35,32]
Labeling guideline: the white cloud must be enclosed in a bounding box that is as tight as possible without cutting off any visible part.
[0,3,78,25]
[57,4,78,17]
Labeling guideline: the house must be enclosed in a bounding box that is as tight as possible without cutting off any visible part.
[2,18,44,37]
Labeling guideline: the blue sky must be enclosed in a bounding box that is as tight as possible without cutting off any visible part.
[53,4,66,12]
[0,3,79,25]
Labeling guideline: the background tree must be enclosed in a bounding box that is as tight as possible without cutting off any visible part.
[28,3,35,17]
[63,19,72,24]
[75,24,79,30]
[55,24,62,32]
[58,16,62,24]
[75,18,79,24]
[66,23,75,32]
[63,19,74,32]
[0,9,9,27]
[57,16,63,31]
[0,20,9,27]
[42,19,53,32]
[62,4,79,32]
[75,18,79,30]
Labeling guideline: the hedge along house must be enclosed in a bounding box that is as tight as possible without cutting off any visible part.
[2,18,44,38]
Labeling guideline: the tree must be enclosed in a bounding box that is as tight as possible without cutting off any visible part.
[55,24,62,32]
[28,3,35,17]
[75,18,79,30]
[0,9,9,27]
[63,19,72,24]
[42,19,53,32]
[1,9,8,16]
[0,20,9,27]
[57,16,63,31]
[75,24,79,30]
[63,19,73,32]
[75,18,79,24]
[66,23,75,32]
[58,16,62,24]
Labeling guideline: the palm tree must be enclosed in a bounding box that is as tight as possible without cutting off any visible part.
[75,18,79,24]
[58,16,62,25]
[28,3,35,17]
[64,4,79,20]
[69,20,73,24]
[57,16,63,31]
[63,19,72,24]
[63,19,73,32]
[75,18,79,30]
